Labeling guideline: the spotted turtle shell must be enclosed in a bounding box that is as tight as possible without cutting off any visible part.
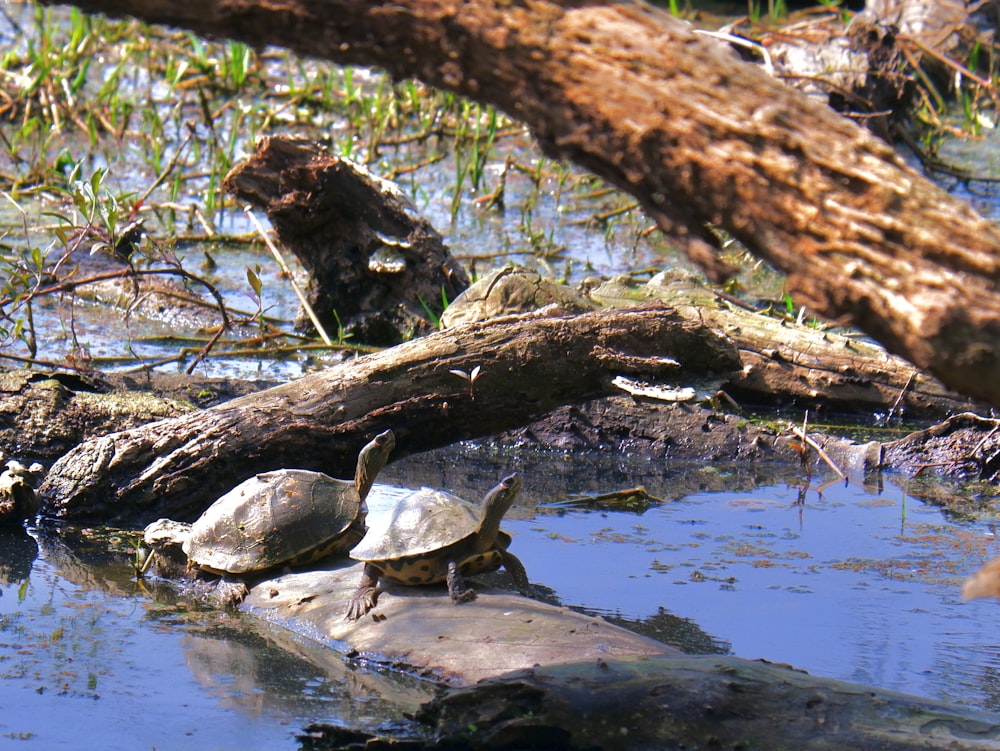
[183,469,365,575]
[350,487,508,585]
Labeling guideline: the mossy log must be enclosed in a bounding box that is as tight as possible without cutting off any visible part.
[40,0,1000,409]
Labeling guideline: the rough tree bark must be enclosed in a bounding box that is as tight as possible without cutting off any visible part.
[37,268,992,527]
[39,0,1000,409]
[222,136,470,344]
[39,307,740,525]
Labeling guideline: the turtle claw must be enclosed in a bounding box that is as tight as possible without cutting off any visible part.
[346,589,377,620]
[346,565,381,620]
[215,578,250,607]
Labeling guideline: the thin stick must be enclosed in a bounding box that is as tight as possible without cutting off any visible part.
[244,206,333,346]
[791,426,846,481]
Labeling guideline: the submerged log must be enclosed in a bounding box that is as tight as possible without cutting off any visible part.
[28,511,988,751]
[401,653,1000,751]
[243,560,675,686]
[41,0,1000,408]
[250,561,1000,751]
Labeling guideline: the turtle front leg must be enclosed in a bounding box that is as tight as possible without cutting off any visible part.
[500,550,532,597]
[346,563,381,620]
[446,560,477,604]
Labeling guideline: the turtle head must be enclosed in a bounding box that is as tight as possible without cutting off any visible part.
[478,473,521,543]
[355,429,395,500]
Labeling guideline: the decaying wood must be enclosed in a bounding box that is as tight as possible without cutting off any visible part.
[882,412,1000,479]
[765,1,976,131]
[0,370,275,465]
[222,136,470,344]
[41,0,1000,409]
[39,306,741,525]
[250,562,1000,751]
[0,370,194,465]
[35,284,993,528]
[400,654,1000,751]
[30,273,994,527]
[453,265,982,418]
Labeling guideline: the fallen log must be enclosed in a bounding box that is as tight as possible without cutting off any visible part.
[249,562,1000,751]
[31,288,996,526]
[400,653,1000,751]
[39,306,741,525]
[40,0,1000,408]
[450,265,982,417]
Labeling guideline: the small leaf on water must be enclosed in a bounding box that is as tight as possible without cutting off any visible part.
[246,265,262,297]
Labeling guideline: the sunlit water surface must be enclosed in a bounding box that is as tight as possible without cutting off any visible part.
[2,462,998,749]
[3,4,1000,749]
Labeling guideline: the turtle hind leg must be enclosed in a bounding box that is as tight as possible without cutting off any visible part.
[215,577,250,607]
[346,563,381,620]
[499,550,532,597]
[446,560,477,604]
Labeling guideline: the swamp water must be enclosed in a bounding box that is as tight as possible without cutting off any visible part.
[2,4,1000,748]
[2,451,999,749]
[2,90,999,751]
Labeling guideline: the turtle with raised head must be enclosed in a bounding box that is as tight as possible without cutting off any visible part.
[346,472,529,620]
[143,429,395,602]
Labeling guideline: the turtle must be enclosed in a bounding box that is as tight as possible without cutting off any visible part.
[143,429,395,602]
[346,472,529,620]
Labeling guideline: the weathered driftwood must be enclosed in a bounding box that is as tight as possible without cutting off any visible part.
[13,269,981,464]
[450,266,981,418]
[36,288,993,528]
[882,412,1000,480]
[0,370,194,465]
[243,560,675,686]
[222,136,470,344]
[41,0,1000,409]
[39,306,741,525]
[763,1,976,136]
[250,563,1000,751]
[0,369,276,465]
[399,653,1000,751]
[30,288,995,528]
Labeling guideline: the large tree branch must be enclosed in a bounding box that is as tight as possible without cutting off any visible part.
[40,306,739,524]
[40,0,1000,406]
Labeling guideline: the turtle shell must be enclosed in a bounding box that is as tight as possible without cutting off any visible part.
[350,487,482,563]
[184,469,365,575]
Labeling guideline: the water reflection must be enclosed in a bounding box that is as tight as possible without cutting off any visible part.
[179,623,432,725]
[0,526,429,750]
[1,456,999,747]
[0,527,38,585]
